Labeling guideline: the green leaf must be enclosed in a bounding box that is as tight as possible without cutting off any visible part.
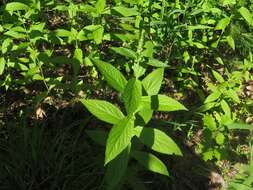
[132,151,169,176]
[110,47,137,59]
[105,117,134,165]
[215,132,225,145]
[141,95,187,112]
[225,89,240,103]
[204,91,221,103]
[113,6,139,17]
[2,38,12,54]
[55,29,71,37]
[74,48,83,64]
[105,146,130,189]
[142,68,164,95]
[81,99,124,124]
[137,108,153,124]
[226,36,235,50]
[212,70,224,83]
[84,25,104,44]
[143,41,154,58]
[196,102,217,112]
[0,57,6,75]
[135,126,182,156]
[5,2,29,12]
[215,17,230,31]
[4,30,26,39]
[221,100,231,117]
[123,79,142,114]
[92,59,127,92]
[95,0,106,14]
[226,123,253,130]
[239,7,253,26]
[147,58,168,68]
[203,114,217,131]
[93,25,104,44]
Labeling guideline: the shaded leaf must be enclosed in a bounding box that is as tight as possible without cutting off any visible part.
[132,151,169,176]
[135,126,182,156]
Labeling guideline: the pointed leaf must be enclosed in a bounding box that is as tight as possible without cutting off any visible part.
[141,95,187,112]
[92,59,127,92]
[105,117,134,165]
[135,126,182,155]
[113,6,139,17]
[239,7,253,26]
[110,47,137,59]
[204,91,221,103]
[142,68,164,95]
[132,151,169,176]
[81,99,124,124]
[212,70,224,83]
[147,58,169,68]
[123,79,142,114]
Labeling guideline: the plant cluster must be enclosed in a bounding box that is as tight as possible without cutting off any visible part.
[1,0,253,189]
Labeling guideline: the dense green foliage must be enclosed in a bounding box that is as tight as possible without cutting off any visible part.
[1,0,253,189]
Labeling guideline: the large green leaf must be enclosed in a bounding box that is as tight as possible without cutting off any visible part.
[105,145,130,190]
[81,99,124,124]
[141,95,187,112]
[110,47,137,59]
[92,59,127,92]
[132,151,169,176]
[123,79,142,114]
[105,117,134,165]
[135,126,182,156]
[239,7,253,26]
[5,2,29,12]
[142,68,164,95]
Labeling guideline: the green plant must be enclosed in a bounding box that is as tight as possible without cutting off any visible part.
[81,58,187,189]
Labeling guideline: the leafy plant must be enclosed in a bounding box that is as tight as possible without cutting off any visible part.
[81,59,187,189]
